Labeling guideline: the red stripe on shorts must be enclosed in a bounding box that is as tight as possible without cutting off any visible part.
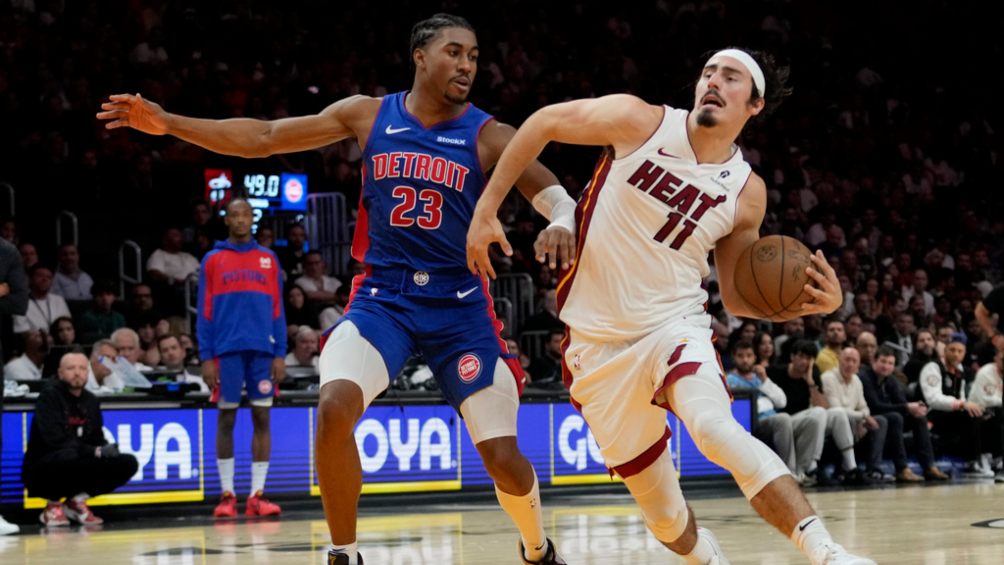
[609,426,672,479]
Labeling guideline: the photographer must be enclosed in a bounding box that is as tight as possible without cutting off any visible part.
[21,352,138,526]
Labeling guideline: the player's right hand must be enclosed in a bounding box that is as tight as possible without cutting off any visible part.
[201,360,219,391]
[96,93,169,135]
[467,211,511,280]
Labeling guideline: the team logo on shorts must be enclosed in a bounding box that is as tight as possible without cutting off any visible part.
[413,271,430,286]
[458,353,482,383]
[258,380,273,395]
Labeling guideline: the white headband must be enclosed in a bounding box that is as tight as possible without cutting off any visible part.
[709,49,766,97]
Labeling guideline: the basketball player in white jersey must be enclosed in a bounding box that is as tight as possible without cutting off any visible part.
[467,48,876,565]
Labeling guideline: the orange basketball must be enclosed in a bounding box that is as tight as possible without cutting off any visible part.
[732,235,816,320]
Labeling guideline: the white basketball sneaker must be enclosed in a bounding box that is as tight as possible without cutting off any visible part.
[697,527,731,565]
[810,541,876,565]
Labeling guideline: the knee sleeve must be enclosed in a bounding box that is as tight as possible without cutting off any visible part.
[670,370,791,499]
[460,359,519,444]
[623,450,689,542]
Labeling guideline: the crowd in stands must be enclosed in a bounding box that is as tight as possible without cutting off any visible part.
[1,1,1002,481]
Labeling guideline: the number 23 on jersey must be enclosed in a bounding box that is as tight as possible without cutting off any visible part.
[389,185,443,229]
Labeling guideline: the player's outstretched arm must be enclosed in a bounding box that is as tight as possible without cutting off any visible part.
[467,94,660,279]
[479,121,575,272]
[97,93,376,158]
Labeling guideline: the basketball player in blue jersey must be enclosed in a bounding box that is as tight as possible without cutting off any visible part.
[98,13,574,565]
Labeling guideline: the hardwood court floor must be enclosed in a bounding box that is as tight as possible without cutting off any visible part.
[1,482,1002,564]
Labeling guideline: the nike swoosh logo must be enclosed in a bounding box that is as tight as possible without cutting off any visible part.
[457,287,478,299]
[799,517,818,532]
[657,148,678,158]
[385,125,411,135]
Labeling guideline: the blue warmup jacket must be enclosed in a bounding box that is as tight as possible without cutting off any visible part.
[197,240,286,360]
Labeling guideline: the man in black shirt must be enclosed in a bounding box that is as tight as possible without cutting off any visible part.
[902,329,938,385]
[768,340,867,485]
[1,236,29,535]
[21,352,138,526]
[859,347,948,481]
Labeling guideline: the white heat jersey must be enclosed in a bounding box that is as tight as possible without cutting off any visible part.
[558,106,752,342]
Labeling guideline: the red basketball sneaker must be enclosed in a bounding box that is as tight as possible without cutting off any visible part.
[245,491,281,517]
[64,498,103,526]
[39,502,70,527]
[213,492,238,518]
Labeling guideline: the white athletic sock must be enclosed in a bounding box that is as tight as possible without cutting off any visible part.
[329,542,358,564]
[217,458,235,494]
[681,533,716,564]
[841,448,857,472]
[495,470,548,561]
[251,461,269,495]
[791,515,833,558]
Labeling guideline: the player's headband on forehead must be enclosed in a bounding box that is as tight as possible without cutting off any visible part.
[708,49,766,97]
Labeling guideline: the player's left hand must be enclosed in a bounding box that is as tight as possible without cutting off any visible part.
[533,225,576,271]
[271,357,286,384]
[467,211,511,280]
[799,250,842,315]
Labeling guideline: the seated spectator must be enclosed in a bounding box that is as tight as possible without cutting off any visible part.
[147,227,200,286]
[318,284,350,330]
[255,226,275,250]
[86,339,125,394]
[505,338,531,373]
[882,312,916,370]
[860,346,948,481]
[815,319,846,374]
[277,223,308,281]
[285,285,318,337]
[902,329,937,384]
[773,317,805,362]
[854,331,878,371]
[3,329,47,381]
[521,288,563,334]
[51,243,93,300]
[729,320,758,346]
[770,340,868,485]
[821,347,892,482]
[78,281,127,344]
[13,264,71,334]
[178,332,200,366]
[134,315,163,366]
[285,326,319,369]
[968,350,1004,482]
[527,329,563,387]
[295,250,341,306]
[753,330,776,368]
[124,283,162,328]
[146,227,200,315]
[845,314,864,345]
[970,350,1003,411]
[920,335,1002,478]
[727,340,823,482]
[110,327,151,371]
[156,334,209,393]
[49,316,78,347]
[21,351,139,526]
[18,241,39,270]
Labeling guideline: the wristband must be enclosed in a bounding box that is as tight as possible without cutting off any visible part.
[531,185,577,235]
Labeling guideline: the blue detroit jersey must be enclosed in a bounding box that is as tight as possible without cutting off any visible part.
[354,91,493,271]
